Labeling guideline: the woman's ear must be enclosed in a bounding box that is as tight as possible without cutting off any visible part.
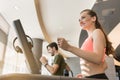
[92,16,96,22]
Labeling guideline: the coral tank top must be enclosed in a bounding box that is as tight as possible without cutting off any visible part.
[81,36,106,62]
[81,36,93,52]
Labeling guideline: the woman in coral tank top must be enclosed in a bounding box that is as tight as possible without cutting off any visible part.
[57,9,114,79]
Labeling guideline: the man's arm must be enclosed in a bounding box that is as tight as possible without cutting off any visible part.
[45,63,59,74]
[40,56,59,74]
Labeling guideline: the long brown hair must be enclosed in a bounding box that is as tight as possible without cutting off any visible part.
[81,9,115,55]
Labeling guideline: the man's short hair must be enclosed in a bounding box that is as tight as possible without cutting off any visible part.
[47,42,58,50]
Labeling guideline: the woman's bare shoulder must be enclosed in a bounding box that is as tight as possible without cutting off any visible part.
[92,29,104,37]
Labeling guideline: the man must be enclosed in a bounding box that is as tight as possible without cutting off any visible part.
[40,42,70,76]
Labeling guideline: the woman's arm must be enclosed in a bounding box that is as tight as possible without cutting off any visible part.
[57,29,106,64]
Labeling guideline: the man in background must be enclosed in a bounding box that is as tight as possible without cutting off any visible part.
[40,42,70,76]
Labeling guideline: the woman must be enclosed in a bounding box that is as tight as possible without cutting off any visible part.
[57,9,114,79]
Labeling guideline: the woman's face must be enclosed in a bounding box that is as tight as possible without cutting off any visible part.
[79,11,94,30]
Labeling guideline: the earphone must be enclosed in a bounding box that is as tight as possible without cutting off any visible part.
[13,35,33,53]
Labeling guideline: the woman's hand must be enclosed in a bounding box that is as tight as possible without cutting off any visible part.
[57,38,70,51]
[76,73,83,78]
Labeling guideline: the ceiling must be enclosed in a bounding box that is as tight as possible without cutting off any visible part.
[0,0,96,57]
